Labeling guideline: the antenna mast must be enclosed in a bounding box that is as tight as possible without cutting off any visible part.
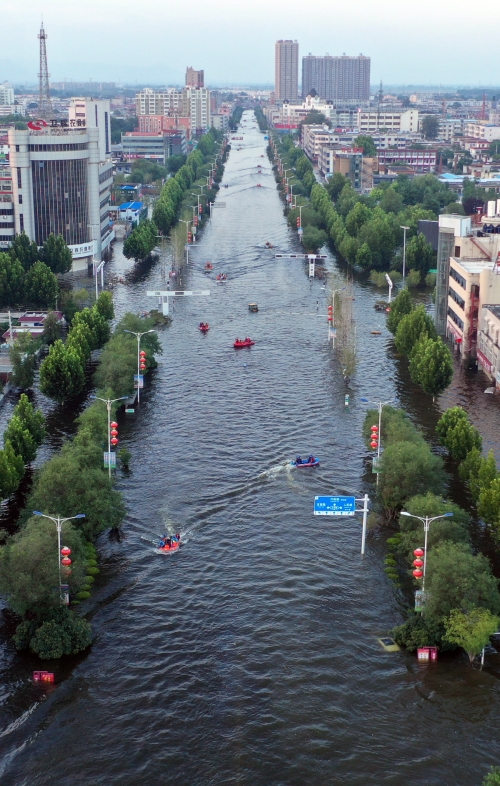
[38,22,52,118]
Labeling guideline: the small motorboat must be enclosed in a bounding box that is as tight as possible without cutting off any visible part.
[248,303,258,312]
[264,241,274,249]
[292,456,320,468]
[234,338,255,349]
[158,535,181,553]
[199,323,210,333]
[256,183,262,187]
[216,273,227,282]
[204,262,213,272]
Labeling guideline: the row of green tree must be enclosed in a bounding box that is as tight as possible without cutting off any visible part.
[362,406,500,661]
[39,291,114,402]
[387,289,454,398]
[229,106,243,130]
[269,134,328,253]
[310,179,443,279]
[254,107,268,131]
[0,232,76,309]
[0,307,162,658]
[0,393,45,499]
[152,128,223,237]
[123,218,158,262]
[437,406,500,543]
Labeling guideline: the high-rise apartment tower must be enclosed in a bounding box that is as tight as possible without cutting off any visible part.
[275,40,299,101]
[186,67,204,88]
[302,55,370,101]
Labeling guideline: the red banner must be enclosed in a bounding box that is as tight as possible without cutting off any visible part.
[477,349,492,371]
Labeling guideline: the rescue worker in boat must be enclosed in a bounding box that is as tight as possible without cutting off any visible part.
[296,456,302,465]
[308,455,314,464]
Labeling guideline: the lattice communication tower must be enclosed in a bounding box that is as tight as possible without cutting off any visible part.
[38,22,52,118]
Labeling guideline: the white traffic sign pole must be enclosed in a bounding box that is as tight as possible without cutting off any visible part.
[356,494,370,555]
[146,290,210,318]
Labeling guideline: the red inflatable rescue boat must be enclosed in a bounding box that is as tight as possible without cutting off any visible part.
[234,338,255,348]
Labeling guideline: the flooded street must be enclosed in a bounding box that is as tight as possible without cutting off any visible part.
[1,112,500,785]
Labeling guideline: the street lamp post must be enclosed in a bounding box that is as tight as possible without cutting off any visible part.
[90,394,129,475]
[360,397,394,485]
[123,329,155,406]
[400,226,410,287]
[179,218,191,262]
[400,511,453,590]
[33,511,86,602]
[191,193,201,216]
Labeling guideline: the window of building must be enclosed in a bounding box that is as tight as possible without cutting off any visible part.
[450,266,466,289]
[448,286,465,310]
[15,145,20,152]
[455,246,460,256]
[31,158,88,246]
[447,306,464,330]
[18,194,22,205]
[19,214,24,232]
[17,169,22,189]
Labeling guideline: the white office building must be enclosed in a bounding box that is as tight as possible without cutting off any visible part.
[8,122,114,273]
[0,84,14,106]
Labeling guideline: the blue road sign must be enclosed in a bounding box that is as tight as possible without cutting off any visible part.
[314,495,356,516]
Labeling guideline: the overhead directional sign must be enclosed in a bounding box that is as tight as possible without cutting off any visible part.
[313,495,356,516]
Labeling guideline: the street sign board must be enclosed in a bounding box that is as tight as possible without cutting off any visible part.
[103,452,117,468]
[372,455,381,473]
[134,374,144,389]
[313,496,356,516]
[415,590,427,612]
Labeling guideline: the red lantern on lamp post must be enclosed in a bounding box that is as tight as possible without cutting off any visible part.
[111,437,119,446]
[61,546,71,557]
[412,569,423,579]
[413,558,424,568]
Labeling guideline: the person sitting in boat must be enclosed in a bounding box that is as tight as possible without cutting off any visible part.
[199,322,204,328]
[296,456,302,465]
[308,455,314,464]
[158,539,165,548]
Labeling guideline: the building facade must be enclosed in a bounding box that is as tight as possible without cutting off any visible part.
[68,98,111,159]
[477,305,500,386]
[275,40,299,101]
[138,114,191,140]
[302,55,370,101]
[186,67,204,88]
[377,148,437,173]
[357,109,419,133]
[7,125,114,271]
[0,85,14,106]
[135,87,210,135]
[0,169,14,248]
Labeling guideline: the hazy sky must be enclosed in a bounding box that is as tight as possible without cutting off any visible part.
[2,0,500,87]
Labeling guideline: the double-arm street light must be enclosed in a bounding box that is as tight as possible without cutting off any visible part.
[400,511,453,590]
[33,511,86,601]
[123,329,155,405]
[360,397,394,485]
[91,394,129,474]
